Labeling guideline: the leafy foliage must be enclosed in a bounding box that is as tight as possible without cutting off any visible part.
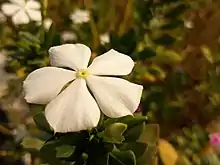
[1,0,220,164]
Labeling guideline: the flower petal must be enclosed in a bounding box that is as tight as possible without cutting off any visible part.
[70,9,90,24]
[88,49,134,76]
[86,76,143,118]
[23,67,75,104]
[12,10,29,24]
[26,0,41,9]
[45,79,100,133]
[49,44,91,71]
[9,0,25,6]
[26,9,41,22]
[1,3,20,16]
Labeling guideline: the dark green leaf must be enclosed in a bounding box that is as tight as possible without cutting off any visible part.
[99,123,127,144]
[125,123,144,141]
[104,115,147,128]
[165,4,188,18]
[19,31,40,44]
[119,116,147,128]
[56,145,75,158]
[161,20,184,30]
[40,141,66,165]
[137,48,156,60]
[110,29,137,55]
[21,136,44,150]
[33,112,52,133]
[120,142,147,158]
[138,124,159,144]
[153,34,176,46]
[108,149,136,165]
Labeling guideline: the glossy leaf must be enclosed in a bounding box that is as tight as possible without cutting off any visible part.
[21,136,44,150]
[33,112,52,133]
[108,149,136,165]
[56,145,75,158]
[100,123,127,144]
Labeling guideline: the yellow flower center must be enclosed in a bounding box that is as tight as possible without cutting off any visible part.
[76,69,89,78]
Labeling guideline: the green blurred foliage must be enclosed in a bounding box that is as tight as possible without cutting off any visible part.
[1,0,220,164]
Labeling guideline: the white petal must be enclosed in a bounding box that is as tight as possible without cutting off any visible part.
[88,49,134,76]
[12,10,29,24]
[100,33,110,44]
[9,0,25,6]
[86,76,143,118]
[1,3,20,16]
[49,44,91,71]
[61,31,77,41]
[43,18,53,30]
[45,79,100,133]
[23,67,75,104]
[26,9,41,22]
[26,0,41,9]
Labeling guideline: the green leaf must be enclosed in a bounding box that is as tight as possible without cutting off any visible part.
[136,124,159,165]
[40,141,66,165]
[209,71,220,92]
[201,153,220,165]
[119,116,148,128]
[161,20,184,30]
[165,4,188,18]
[108,149,136,165]
[176,155,192,165]
[138,124,159,144]
[19,31,40,44]
[137,47,156,60]
[150,50,182,64]
[32,131,53,141]
[104,115,147,128]
[120,142,147,158]
[44,23,61,49]
[21,136,44,151]
[201,45,213,63]
[153,34,176,46]
[56,145,75,158]
[33,112,52,133]
[57,132,86,145]
[110,29,137,55]
[124,123,144,141]
[99,123,127,144]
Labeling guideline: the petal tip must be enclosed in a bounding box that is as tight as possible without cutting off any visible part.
[24,95,31,103]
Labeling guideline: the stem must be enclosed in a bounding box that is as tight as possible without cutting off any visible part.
[84,0,100,50]
[97,113,105,130]
[6,19,19,36]
[0,125,12,135]
[39,0,48,42]
[118,0,133,36]
[41,0,48,22]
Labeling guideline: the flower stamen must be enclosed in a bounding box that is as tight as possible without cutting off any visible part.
[76,69,89,78]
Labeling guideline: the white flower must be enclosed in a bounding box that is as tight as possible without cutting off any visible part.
[23,44,143,133]
[61,31,77,42]
[70,9,90,24]
[36,18,53,30]
[43,18,52,30]
[100,33,110,45]
[184,20,194,29]
[1,0,41,25]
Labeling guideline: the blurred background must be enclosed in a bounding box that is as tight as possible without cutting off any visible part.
[1,0,220,164]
